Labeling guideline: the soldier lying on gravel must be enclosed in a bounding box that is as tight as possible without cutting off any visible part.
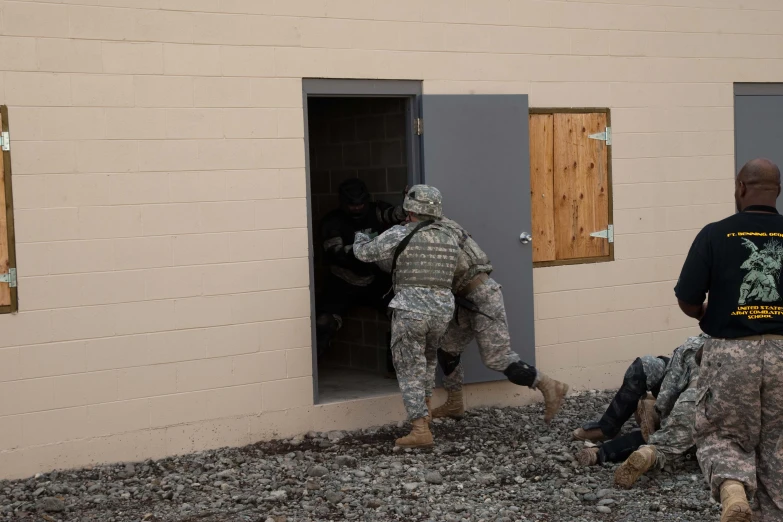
[573,334,708,488]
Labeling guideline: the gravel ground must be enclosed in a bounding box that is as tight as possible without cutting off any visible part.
[0,390,720,522]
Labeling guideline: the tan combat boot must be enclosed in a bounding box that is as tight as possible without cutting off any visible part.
[719,480,752,522]
[395,418,433,449]
[431,390,465,420]
[536,373,569,424]
[576,447,600,466]
[636,398,660,442]
[615,445,657,489]
[572,427,607,442]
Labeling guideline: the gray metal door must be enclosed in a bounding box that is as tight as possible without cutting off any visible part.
[735,93,783,211]
[421,95,534,384]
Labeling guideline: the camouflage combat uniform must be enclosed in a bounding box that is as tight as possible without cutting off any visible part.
[584,335,707,465]
[582,354,670,440]
[435,217,535,392]
[695,337,783,515]
[353,221,459,421]
[643,335,706,469]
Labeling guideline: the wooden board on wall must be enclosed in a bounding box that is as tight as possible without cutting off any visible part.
[553,112,609,260]
[529,114,556,263]
[0,109,9,307]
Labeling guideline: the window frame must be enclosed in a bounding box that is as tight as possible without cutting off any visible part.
[529,107,614,268]
[0,105,18,314]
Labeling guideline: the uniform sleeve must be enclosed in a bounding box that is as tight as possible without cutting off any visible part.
[655,345,685,419]
[375,201,407,227]
[674,225,712,305]
[353,225,408,263]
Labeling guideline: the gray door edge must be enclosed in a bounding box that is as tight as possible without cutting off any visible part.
[734,83,783,96]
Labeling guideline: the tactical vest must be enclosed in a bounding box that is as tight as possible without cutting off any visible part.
[394,223,459,289]
[441,218,493,292]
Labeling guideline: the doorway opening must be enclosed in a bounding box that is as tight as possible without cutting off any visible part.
[304,82,421,404]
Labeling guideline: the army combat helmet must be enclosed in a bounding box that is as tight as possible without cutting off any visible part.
[403,184,443,219]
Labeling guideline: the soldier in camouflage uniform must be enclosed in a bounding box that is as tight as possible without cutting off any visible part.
[353,185,459,449]
[428,217,569,424]
[572,353,673,443]
[575,334,707,474]
[674,159,783,522]
[315,179,406,362]
[613,334,707,488]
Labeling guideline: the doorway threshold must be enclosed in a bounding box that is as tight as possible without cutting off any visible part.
[317,367,401,404]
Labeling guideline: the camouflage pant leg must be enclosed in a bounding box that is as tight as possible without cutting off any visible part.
[438,279,523,393]
[695,339,763,503]
[648,383,698,469]
[391,310,450,421]
[757,340,783,519]
[424,320,448,400]
[438,313,474,393]
[471,279,521,372]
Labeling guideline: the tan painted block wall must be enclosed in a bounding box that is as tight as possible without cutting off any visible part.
[1,0,781,479]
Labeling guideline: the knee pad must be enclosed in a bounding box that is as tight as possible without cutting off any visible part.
[437,349,461,376]
[503,361,537,387]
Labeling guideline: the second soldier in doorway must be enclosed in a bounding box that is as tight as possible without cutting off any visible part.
[315,179,406,363]
[353,185,459,448]
[430,216,570,424]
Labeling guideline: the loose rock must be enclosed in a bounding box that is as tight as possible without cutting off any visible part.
[425,471,443,484]
[36,497,65,513]
[307,465,328,477]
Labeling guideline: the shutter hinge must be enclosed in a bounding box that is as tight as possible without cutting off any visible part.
[0,131,9,151]
[0,268,17,288]
[588,126,611,146]
[415,118,423,136]
[590,224,614,243]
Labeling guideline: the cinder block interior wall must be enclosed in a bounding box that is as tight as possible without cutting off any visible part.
[308,97,408,373]
[0,0,777,479]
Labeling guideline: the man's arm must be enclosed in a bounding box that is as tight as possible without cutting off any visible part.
[321,228,368,272]
[678,300,707,320]
[655,344,686,418]
[353,225,408,263]
[674,226,711,318]
[375,201,407,226]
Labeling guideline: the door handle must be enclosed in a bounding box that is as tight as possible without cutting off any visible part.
[519,233,532,244]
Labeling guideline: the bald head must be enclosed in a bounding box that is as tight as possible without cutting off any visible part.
[736,158,781,211]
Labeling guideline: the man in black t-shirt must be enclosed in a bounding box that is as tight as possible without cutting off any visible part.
[672,159,783,522]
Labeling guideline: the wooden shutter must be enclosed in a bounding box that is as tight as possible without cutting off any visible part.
[529,114,556,263]
[553,112,609,260]
[0,106,17,312]
[529,110,611,265]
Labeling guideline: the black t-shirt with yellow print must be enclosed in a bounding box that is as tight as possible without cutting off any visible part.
[675,206,783,338]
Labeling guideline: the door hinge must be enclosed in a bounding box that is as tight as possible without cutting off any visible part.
[590,224,614,243]
[0,131,9,151]
[0,268,17,288]
[415,118,423,136]
[588,127,611,146]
